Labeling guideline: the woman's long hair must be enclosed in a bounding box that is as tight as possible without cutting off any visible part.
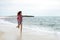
[17,11,22,16]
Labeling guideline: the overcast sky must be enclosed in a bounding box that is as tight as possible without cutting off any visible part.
[0,0,60,16]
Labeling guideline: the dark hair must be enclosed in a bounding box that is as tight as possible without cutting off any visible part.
[17,11,22,15]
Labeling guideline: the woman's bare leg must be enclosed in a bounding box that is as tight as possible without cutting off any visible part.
[20,23,22,32]
[18,22,22,40]
[19,24,22,40]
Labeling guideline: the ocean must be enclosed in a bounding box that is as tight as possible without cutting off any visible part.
[2,16,60,32]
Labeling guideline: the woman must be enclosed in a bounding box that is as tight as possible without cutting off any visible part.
[17,11,22,31]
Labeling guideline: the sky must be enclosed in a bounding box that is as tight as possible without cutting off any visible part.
[0,0,60,16]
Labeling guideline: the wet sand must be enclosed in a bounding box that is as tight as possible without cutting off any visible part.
[0,19,59,40]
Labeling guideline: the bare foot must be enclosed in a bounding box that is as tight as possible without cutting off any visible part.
[16,25,19,28]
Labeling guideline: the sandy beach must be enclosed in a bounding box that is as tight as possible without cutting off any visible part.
[0,19,60,40]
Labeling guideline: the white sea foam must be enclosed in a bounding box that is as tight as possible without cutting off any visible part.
[0,19,14,24]
[0,19,18,32]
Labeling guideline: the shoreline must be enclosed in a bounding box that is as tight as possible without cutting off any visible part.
[0,19,60,40]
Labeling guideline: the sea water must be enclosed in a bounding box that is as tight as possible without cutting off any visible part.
[2,16,60,32]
